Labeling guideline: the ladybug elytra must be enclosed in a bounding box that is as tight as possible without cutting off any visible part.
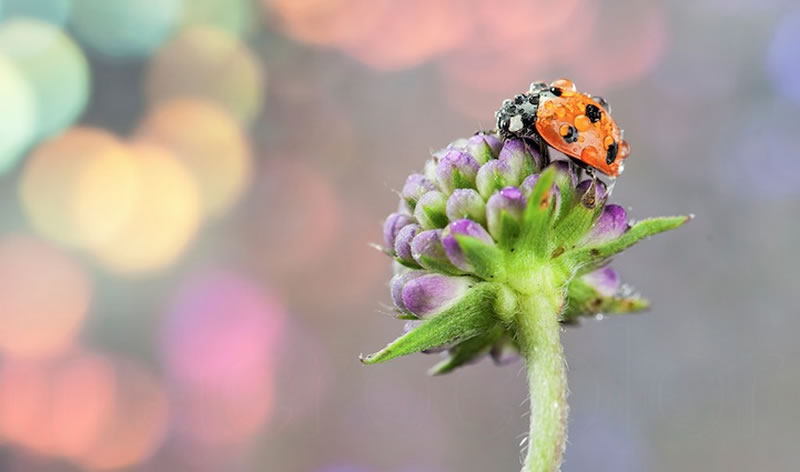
[495,79,630,177]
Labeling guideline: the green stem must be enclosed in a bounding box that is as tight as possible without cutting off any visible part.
[516,290,568,472]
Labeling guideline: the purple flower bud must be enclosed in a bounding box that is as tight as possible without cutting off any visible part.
[486,186,527,241]
[383,212,415,248]
[576,179,607,200]
[394,223,421,263]
[401,273,473,318]
[581,267,620,297]
[490,338,520,365]
[390,270,427,311]
[498,138,539,177]
[576,179,607,209]
[520,174,539,197]
[446,189,486,225]
[464,134,502,164]
[414,191,449,229]
[401,173,437,208]
[584,204,629,244]
[435,150,480,194]
[411,229,456,271]
[547,160,578,189]
[441,219,495,272]
[476,160,519,199]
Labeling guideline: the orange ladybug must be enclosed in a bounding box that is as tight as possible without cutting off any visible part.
[495,78,630,177]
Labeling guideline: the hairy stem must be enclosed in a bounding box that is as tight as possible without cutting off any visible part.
[517,290,568,472]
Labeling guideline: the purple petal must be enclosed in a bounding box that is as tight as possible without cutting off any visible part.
[441,219,494,271]
[435,150,480,194]
[446,188,486,225]
[401,173,437,207]
[401,274,473,317]
[581,267,620,298]
[383,212,415,248]
[486,186,526,240]
[394,223,422,263]
[576,179,608,201]
[410,229,452,270]
[585,204,629,244]
[390,270,427,311]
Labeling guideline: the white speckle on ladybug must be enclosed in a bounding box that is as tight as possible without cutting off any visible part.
[509,115,524,132]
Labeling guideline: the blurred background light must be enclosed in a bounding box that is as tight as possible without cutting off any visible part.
[90,143,201,275]
[74,358,169,470]
[0,19,88,139]
[240,159,342,277]
[69,0,182,59]
[181,0,255,37]
[162,270,285,447]
[0,235,91,359]
[135,98,252,219]
[19,127,138,249]
[0,54,35,173]
[766,8,800,103]
[146,26,265,124]
[0,0,72,26]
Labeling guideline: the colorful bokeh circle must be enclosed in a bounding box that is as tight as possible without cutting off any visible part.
[0,54,35,173]
[0,19,89,139]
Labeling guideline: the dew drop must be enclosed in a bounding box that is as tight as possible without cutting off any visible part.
[574,114,591,132]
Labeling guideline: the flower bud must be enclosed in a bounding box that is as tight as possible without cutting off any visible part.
[394,223,422,264]
[486,187,527,242]
[414,191,449,229]
[401,173,437,209]
[390,270,427,312]
[490,337,520,365]
[464,133,502,164]
[401,273,474,318]
[411,229,458,272]
[576,179,607,201]
[441,219,495,272]
[476,160,517,199]
[446,189,486,225]
[581,267,620,297]
[583,204,629,244]
[436,150,480,194]
[498,138,539,178]
[383,212,416,249]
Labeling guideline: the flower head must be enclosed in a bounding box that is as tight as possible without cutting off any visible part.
[363,132,689,373]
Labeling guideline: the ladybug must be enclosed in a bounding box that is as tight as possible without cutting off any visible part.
[495,79,630,177]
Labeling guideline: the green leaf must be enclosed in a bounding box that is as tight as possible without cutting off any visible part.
[566,215,691,274]
[428,325,504,375]
[552,195,607,249]
[454,234,506,281]
[519,166,556,256]
[360,283,499,365]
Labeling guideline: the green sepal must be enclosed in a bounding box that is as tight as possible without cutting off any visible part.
[519,166,556,255]
[562,276,651,324]
[552,166,578,216]
[552,194,607,249]
[493,210,522,248]
[361,283,499,365]
[394,257,422,270]
[415,254,464,275]
[567,215,691,275]
[454,234,506,281]
[395,313,420,320]
[428,325,504,375]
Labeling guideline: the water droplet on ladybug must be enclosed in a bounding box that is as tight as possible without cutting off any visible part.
[573,114,591,132]
[581,146,600,162]
[603,136,615,149]
[550,78,576,92]
[555,106,567,118]
[619,140,630,158]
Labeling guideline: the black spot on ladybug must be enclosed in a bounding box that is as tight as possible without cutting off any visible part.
[528,94,539,105]
[562,126,578,143]
[549,86,563,96]
[606,141,619,165]
[585,104,602,123]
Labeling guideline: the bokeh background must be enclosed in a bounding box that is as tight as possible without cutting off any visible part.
[0,1,797,471]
